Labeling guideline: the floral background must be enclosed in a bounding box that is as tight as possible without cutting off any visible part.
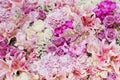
[0,0,120,80]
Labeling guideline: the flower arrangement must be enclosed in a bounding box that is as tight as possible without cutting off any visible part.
[0,0,120,80]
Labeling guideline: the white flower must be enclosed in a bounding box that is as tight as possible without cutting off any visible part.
[32,20,45,32]
[37,28,53,44]
[5,72,31,80]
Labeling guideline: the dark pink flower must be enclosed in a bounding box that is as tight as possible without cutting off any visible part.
[11,0,22,2]
[52,37,66,47]
[114,13,120,26]
[54,20,73,36]
[64,21,73,29]
[55,47,64,56]
[22,2,36,14]
[54,27,63,36]
[47,45,57,52]
[97,30,106,41]
[38,9,46,20]
[0,40,8,58]
[93,0,116,22]
[107,71,117,80]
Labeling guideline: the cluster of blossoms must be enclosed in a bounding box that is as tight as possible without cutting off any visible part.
[93,0,117,22]
[0,0,120,80]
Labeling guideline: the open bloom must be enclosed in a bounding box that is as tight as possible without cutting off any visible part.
[93,0,116,22]
[105,28,116,42]
[103,15,115,27]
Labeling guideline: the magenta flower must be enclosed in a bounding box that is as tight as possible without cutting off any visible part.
[64,21,73,29]
[54,27,63,36]
[93,0,116,22]
[54,20,73,36]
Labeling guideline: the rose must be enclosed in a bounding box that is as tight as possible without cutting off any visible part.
[97,30,106,41]
[103,15,115,27]
[105,28,116,42]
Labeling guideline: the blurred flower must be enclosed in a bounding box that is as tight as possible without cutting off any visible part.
[106,71,117,80]
[0,40,8,58]
[52,37,66,47]
[38,9,46,20]
[105,28,116,42]
[55,47,65,56]
[114,12,120,27]
[103,15,115,27]
[54,20,73,36]
[93,0,116,22]
[97,29,106,41]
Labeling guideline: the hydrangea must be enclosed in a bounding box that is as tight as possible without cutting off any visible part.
[93,0,116,22]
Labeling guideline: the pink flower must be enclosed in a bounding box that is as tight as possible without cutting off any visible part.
[47,45,57,52]
[93,0,116,22]
[38,9,46,20]
[107,71,117,80]
[0,0,13,22]
[0,0,13,9]
[63,21,73,29]
[11,0,22,3]
[97,30,106,41]
[0,40,9,58]
[55,47,64,56]
[114,13,120,26]
[21,1,37,14]
[54,27,63,36]
[81,15,95,27]
[103,15,115,27]
[0,52,28,79]
[69,40,87,57]
[105,28,116,42]
[52,37,66,47]
[45,10,68,28]
[54,20,73,36]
